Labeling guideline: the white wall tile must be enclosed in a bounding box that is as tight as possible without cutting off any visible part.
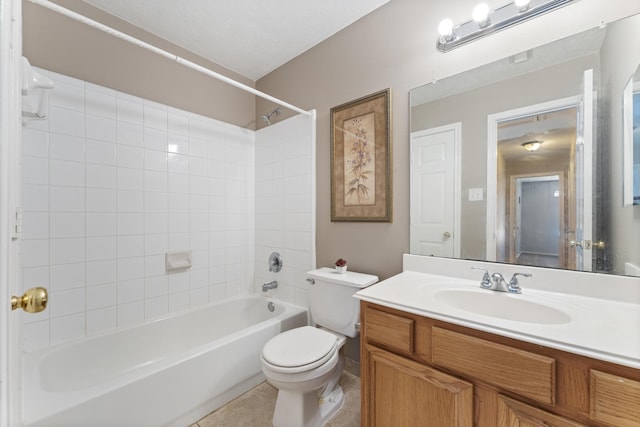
[168,173,188,194]
[86,259,116,286]
[144,213,168,235]
[86,283,116,310]
[168,153,189,174]
[86,164,117,189]
[117,279,144,304]
[168,271,189,293]
[117,94,144,125]
[145,275,168,298]
[50,238,84,265]
[50,133,84,162]
[144,149,167,172]
[190,287,209,307]
[116,144,144,169]
[49,107,85,138]
[117,190,144,212]
[117,257,144,281]
[117,235,144,258]
[144,192,167,213]
[86,188,116,212]
[144,127,167,151]
[50,159,84,187]
[117,213,144,235]
[168,108,189,136]
[23,321,50,352]
[144,233,168,255]
[50,212,84,238]
[23,156,49,185]
[168,133,188,154]
[145,295,168,319]
[169,292,189,313]
[117,167,144,191]
[144,102,168,131]
[24,184,49,212]
[117,121,144,146]
[50,262,84,291]
[50,186,85,212]
[86,85,117,119]
[117,300,144,327]
[86,236,116,261]
[23,129,49,158]
[50,313,85,346]
[49,78,84,111]
[50,287,85,317]
[144,170,168,193]
[86,213,116,236]
[23,213,49,240]
[86,306,117,335]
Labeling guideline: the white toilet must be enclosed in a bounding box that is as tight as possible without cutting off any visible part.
[261,267,378,427]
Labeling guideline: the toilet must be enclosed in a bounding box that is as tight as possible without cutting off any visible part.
[261,267,378,427]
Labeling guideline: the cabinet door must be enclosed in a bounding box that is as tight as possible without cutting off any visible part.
[364,345,472,427]
[497,395,587,427]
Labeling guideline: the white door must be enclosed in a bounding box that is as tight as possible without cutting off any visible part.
[0,0,23,425]
[574,69,594,271]
[410,123,460,257]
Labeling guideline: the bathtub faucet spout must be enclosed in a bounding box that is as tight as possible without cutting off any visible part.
[262,281,278,292]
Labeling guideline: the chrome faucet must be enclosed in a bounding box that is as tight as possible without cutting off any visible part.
[471,267,531,294]
[262,280,278,292]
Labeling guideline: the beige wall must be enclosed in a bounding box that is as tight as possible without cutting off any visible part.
[23,0,256,129]
[256,0,640,280]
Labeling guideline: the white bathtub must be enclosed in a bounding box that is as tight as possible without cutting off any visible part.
[22,295,308,427]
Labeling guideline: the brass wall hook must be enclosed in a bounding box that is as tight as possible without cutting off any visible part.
[11,287,48,313]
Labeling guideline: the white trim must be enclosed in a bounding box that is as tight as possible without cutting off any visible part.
[410,122,462,258]
[0,0,23,425]
[486,95,580,261]
[27,0,311,117]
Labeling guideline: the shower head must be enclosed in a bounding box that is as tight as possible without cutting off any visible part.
[261,108,281,125]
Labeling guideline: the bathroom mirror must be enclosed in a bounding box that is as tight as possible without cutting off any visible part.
[623,63,640,207]
[410,12,640,277]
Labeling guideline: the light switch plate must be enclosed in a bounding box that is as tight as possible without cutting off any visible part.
[469,188,483,201]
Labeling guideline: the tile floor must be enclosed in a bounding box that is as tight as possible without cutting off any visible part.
[190,371,361,427]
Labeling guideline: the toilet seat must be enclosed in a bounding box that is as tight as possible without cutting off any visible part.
[262,326,339,374]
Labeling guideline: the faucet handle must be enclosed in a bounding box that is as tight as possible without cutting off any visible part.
[471,267,492,289]
[508,272,531,293]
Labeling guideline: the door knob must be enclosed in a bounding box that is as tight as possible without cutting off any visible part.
[592,241,606,249]
[569,240,582,248]
[11,287,48,313]
[443,231,452,239]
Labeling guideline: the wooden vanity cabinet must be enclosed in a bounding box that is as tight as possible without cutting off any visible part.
[360,301,640,427]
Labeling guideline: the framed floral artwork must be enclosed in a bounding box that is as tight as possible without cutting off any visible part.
[330,89,392,222]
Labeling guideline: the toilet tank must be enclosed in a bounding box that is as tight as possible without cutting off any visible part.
[307,268,378,338]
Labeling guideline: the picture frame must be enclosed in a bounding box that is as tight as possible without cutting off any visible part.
[330,88,392,222]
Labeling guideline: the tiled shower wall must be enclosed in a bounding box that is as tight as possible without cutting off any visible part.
[253,114,316,308]
[21,69,257,352]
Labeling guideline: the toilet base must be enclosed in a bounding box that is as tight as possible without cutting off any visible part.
[272,385,344,427]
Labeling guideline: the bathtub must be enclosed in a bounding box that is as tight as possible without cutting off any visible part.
[22,295,308,427]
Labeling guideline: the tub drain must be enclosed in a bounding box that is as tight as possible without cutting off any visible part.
[267,301,275,312]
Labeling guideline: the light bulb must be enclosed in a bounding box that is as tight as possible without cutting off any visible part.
[514,0,531,11]
[472,3,490,24]
[438,18,454,37]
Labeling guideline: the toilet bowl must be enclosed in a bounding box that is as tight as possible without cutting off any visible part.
[260,268,378,427]
[261,326,346,427]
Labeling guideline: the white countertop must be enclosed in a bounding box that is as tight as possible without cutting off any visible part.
[355,269,640,369]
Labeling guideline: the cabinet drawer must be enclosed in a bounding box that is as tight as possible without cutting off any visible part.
[365,307,414,354]
[590,370,640,426]
[432,327,556,405]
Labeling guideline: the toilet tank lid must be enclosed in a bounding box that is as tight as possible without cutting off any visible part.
[307,267,378,288]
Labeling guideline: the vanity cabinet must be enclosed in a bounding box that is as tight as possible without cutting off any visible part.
[360,302,640,427]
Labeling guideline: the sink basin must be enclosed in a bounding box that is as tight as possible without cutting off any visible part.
[433,289,572,325]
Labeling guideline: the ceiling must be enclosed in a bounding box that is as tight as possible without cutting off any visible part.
[81,0,390,81]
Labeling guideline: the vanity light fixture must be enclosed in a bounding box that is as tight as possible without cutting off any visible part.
[521,140,542,151]
[436,0,578,53]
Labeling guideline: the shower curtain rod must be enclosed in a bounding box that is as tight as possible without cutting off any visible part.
[28,0,311,117]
